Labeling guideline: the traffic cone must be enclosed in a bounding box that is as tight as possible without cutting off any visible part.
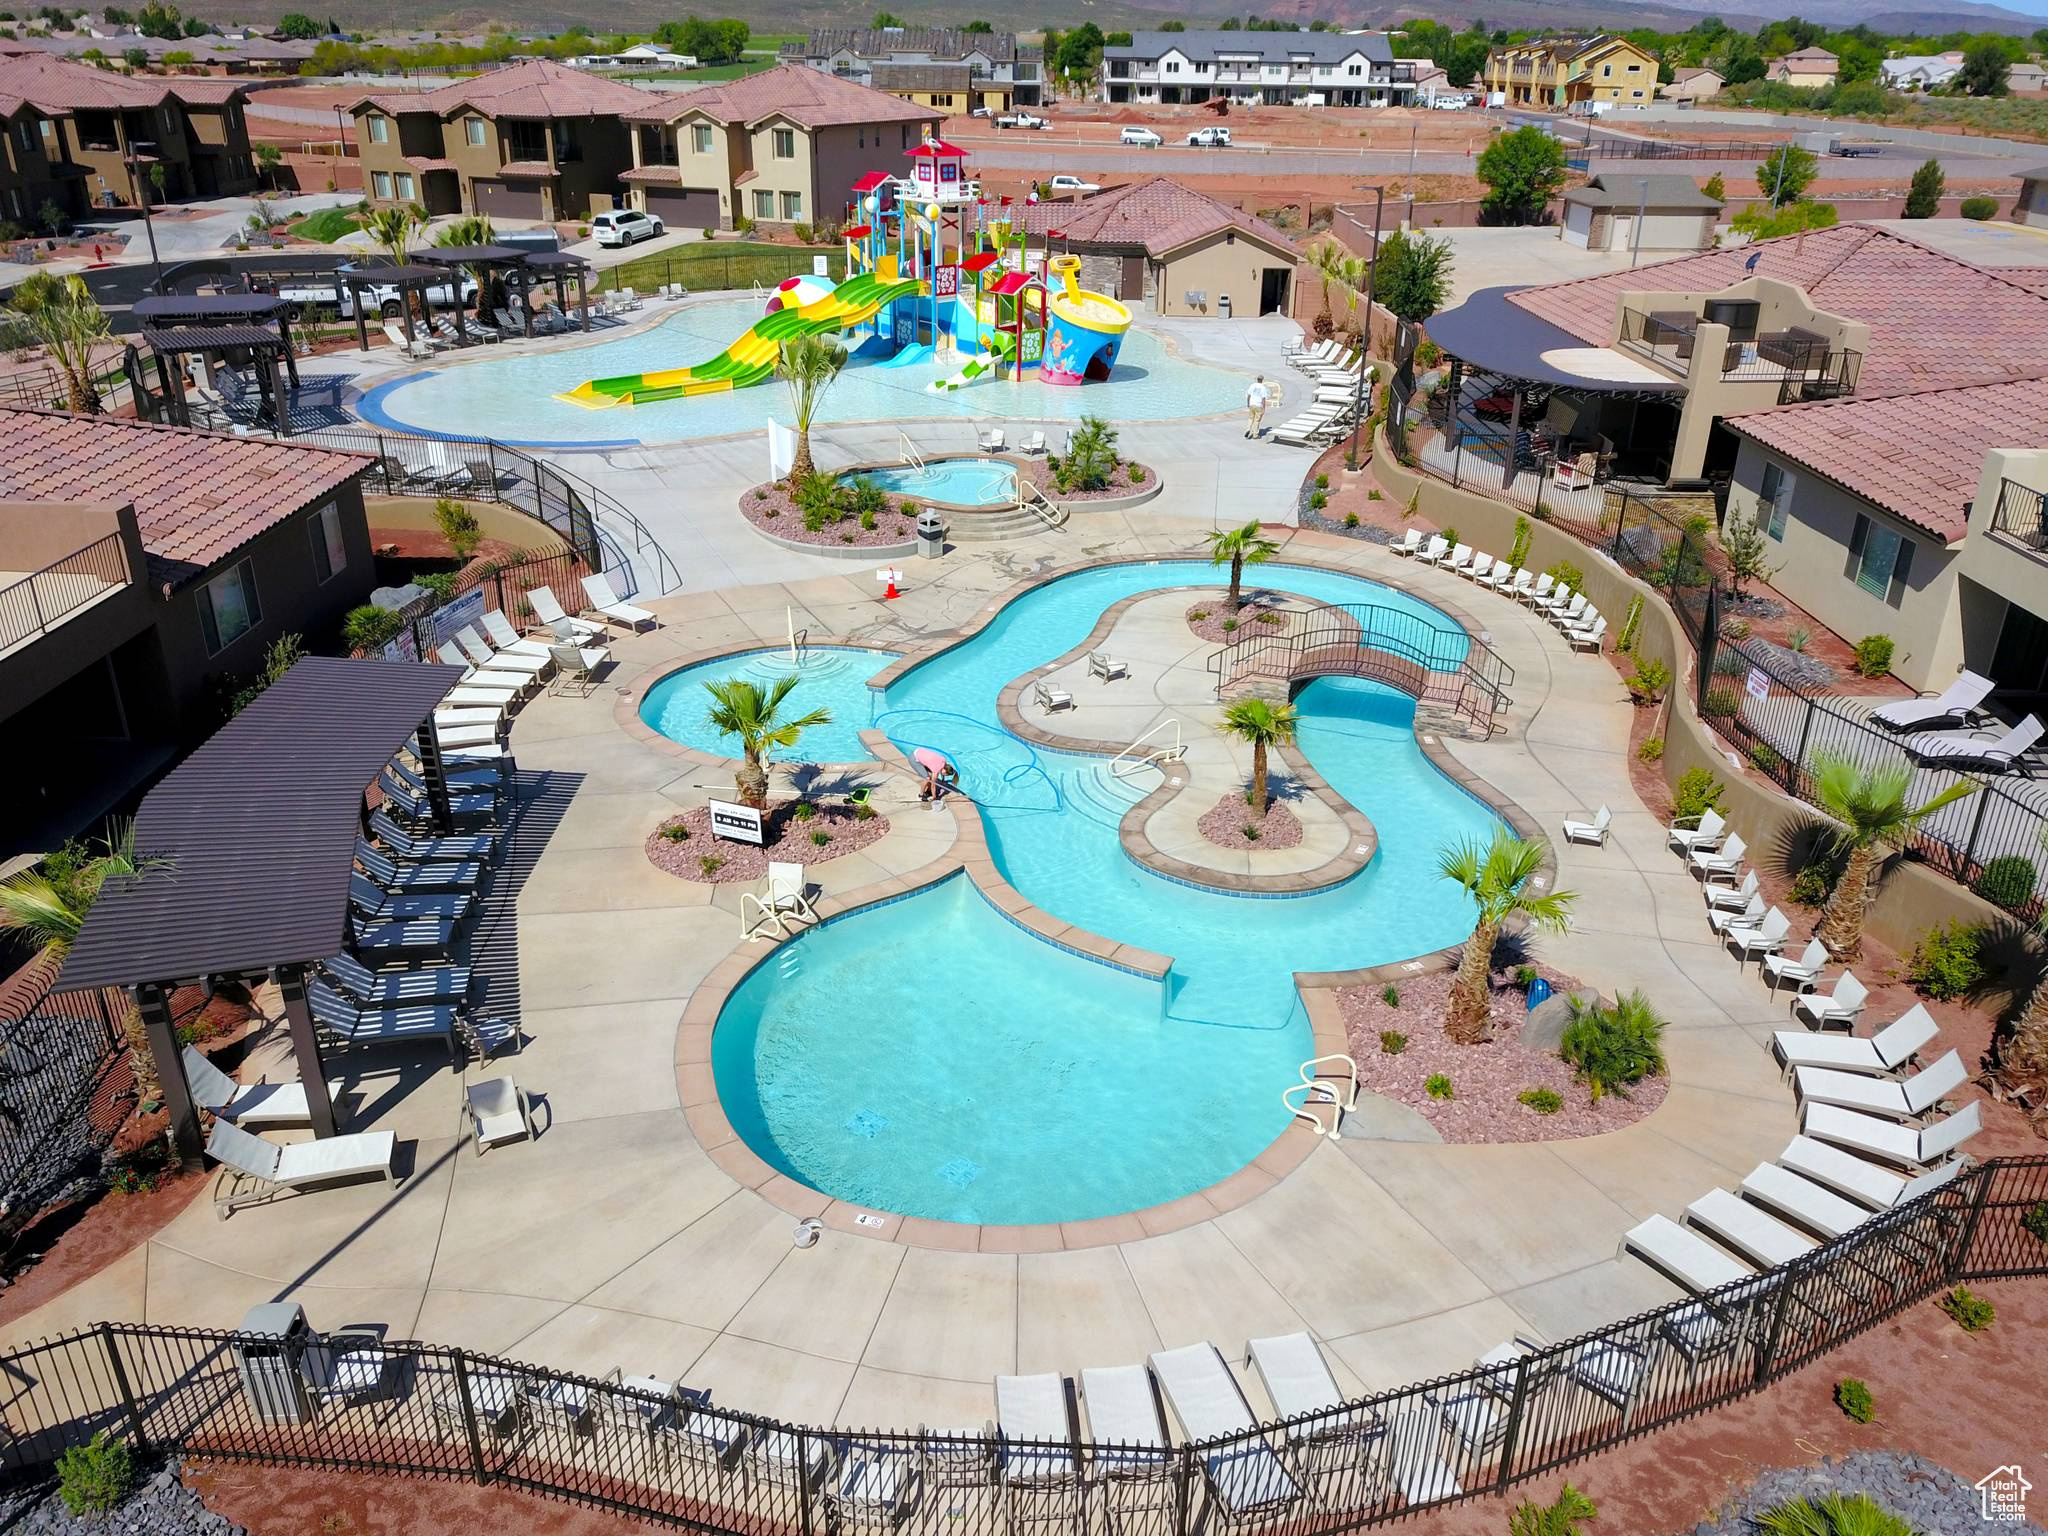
[883,577,901,600]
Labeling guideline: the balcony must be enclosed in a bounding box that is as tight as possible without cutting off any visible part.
[1618,309,1860,397]
[1992,477,2048,558]
[0,530,136,661]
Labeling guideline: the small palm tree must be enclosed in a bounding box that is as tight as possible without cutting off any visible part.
[776,333,847,483]
[1205,520,1281,612]
[1337,253,1371,343]
[1436,830,1576,1044]
[1810,754,1975,959]
[702,675,832,809]
[432,213,498,311]
[0,820,149,960]
[364,203,423,267]
[1218,697,1297,818]
[4,272,111,414]
[1308,239,1347,337]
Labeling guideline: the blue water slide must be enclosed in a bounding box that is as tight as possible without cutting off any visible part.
[876,342,935,370]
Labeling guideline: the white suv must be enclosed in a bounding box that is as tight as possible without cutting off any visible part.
[1118,126,1163,147]
[593,209,666,248]
[1185,126,1231,147]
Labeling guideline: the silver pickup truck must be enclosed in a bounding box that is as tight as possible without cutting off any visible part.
[267,261,480,321]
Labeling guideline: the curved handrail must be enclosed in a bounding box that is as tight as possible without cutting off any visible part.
[897,432,926,471]
[1110,717,1183,779]
[1284,1053,1359,1139]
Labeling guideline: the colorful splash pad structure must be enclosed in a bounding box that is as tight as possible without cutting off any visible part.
[559,134,1133,409]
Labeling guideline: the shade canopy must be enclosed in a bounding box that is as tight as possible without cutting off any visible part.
[340,263,448,287]
[521,249,590,272]
[61,657,466,990]
[140,322,291,355]
[419,245,527,266]
[133,292,287,325]
[1427,286,1683,395]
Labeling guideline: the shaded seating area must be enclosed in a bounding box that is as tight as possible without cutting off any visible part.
[420,245,595,345]
[128,292,301,436]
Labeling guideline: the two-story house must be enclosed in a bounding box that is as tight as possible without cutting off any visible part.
[351,58,653,222]
[1101,31,1416,107]
[1764,46,1839,88]
[1481,35,1660,109]
[0,50,255,206]
[1,95,82,228]
[785,28,1041,113]
[620,64,939,234]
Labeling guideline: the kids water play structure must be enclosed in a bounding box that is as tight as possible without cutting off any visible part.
[560,135,1133,410]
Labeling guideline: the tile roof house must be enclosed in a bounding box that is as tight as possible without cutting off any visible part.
[0,410,376,855]
[790,27,1041,111]
[1765,46,1839,87]
[1481,34,1659,108]
[1102,30,1415,107]
[620,65,941,233]
[1559,173,1720,253]
[1664,66,1724,100]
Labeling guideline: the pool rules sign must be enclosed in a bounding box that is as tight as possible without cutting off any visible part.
[709,800,765,845]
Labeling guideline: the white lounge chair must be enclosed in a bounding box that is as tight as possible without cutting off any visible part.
[1442,543,1475,577]
[1623,1212,1754,1293]
[1690,832,1747,884]
[1763,936,1828,997]
[1149,1344,1301,1523]
[995,1372,1079,1498]
[1725,905,1789,962]
[1389,528,1423,557]
[207,1118,397,1219]
[1245,1333,1354,1429]
[1080,1364,1173,1504]
[1089,651,1128,682]
[1561,1338,1649,1420]
[1802,1099,1982,1168]
[979,427,1006,453]
[1667,807,1725,854]
[1388,1404,1461,1505]
[1567,616,1608,653]
[1707,893,1764,937]
[1504,569,1536,602]
[1905,713,2043,772]
[581,573,657,632]
[1773,1005,1938,1078]
[355,840,479,895]
[435,642,532,701]
[1871,670,1994,733]
[528,586,606,644]
[1518,573,1555,607]
[548,642,610,696]
[367,806,496,865]
[1561,805,1611,846]
[1034,680,1073,712]
[1481,562,1520,592]
[1739,1162,1872,1240]
[180,1045,332,1130]
[463,1076,537,1154]
[1549,593,1588,629]
[1796,1048,1966,1120]
[1777,1134,1969,1209]
[1792,971,1869,1031]
[479,608,553,659]
[1020,430,1047,455]
[1270,408,1344,446]
[1537,585,1577,620]
[1423,1342,1537,1456]
[1464,552,1494,584]
[1686,1187,1814,1268]
[1415,535,1451,566]
[323,952,470,1008]
[1706,869,1759,913]
[382,320,434,359]
[455,626,551,680]
[300,1328,393,1407]
[309,975,459,1060]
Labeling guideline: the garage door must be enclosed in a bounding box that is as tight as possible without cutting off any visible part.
[474,179,543,220]
[645,187,721,230]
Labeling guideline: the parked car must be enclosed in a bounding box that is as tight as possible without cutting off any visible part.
[1118,126,1164,147]
[996,110,1050,129]
[269,262,478,321]
[592,209,666,248]
[1185,126,1232,147]
[1047,174,1100,194]
[1429,93,1471,110]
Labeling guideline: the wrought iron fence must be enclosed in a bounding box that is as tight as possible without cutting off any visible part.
[2,1157,2042,1526]
[0,960,130,1233]
[1991,477,2048,554]
[0,531,133,655]
[1585,136,1782,160]
[590,249,846,298]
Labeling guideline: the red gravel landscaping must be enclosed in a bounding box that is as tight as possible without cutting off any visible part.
[1340,965,1669,1142]
[1187,594,1293,645]
[1198,792,1304,851]
[739,481,922,549]
[645,801,888,884]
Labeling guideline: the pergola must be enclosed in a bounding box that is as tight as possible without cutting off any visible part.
[521,248,595,333]
[132,293,301,433]
[60,657,468,1164]
[344,263,449,354]
[418,244,536,339]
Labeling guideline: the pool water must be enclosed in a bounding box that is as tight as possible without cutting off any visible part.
[637,646,893,765]
[844,458,1017,508]
[701,561,1501,1225]
[354,296,1252,447]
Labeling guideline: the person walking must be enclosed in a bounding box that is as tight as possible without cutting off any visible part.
[1245,374,1270,439]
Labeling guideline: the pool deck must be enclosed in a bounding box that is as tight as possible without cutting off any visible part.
[5,510,1804,1434]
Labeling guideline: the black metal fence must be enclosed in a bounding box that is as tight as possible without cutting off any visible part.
[0,531,133,655]
[589,248,847,298]
[1584,136,1782,161]
[0,962,130,1229]
[2,1157,2043,1527]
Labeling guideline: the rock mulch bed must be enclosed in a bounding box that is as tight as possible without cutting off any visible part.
[738,482,921,549]
[645,801,889,884]
[0,1460,245,1535]
[1187,595,1293,645]
[1684,1453,2019,1536]
[1746,636,1839,691]
[1035,458,1154,504]
[1197,793,1304,851]
[1339,965,1668,1143]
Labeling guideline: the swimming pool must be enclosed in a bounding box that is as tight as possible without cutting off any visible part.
[637,646,892,765]
[701,561,1501,1225]
[354,296,1252,447]
[842,458,1017,508]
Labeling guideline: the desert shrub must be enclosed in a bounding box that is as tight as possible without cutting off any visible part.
[810,829,831,846]
[1424,1073,1454,1100]
[1558,991,1667,1103]
[1381,984,1400,1007]
[1315,473,1330,490]
[1712,646,1751,678]
[1368,488,1384,501]
[1702,685,1742,719]
[415,570,458,601]
[859,508,877,531]
[792,801,816,821]
[1790,860,1835,906]
[1441,525,1459,547]
[844,475,888,526]
[1514,964,1540,990]
[1834,1377,1875,1423]
[1750,742,1783,774]
[1543,559,1584,593]
[1637,736,1664,763]
[1786,625,1812,653]
[1973,854,2037,909]
[1310,491,1328,510]
[1720,617,1751,642]
[1939,1284,1994,1332]
[2021,1200,2048,1248]
[56,1432,131,1516]
[1518,1086,1563,1115]
[1673,767,1723,821]
[900,500,917,515]
[853,801,877,821]
[698,854,725,878]
[1379,1029,1408,1054]
[659,822,690,842]
[433,496,481,560]
[1907,920,1988,1001]
[1961,195,1999,220]
[341,604,404,653]
[1343,512,1361,529]
[1757,1494,1913,1536]
[1508,1483,1597,1536]
[1853,634,1895,677]
[1625,654,1669,705]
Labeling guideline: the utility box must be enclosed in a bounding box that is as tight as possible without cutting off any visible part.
[916,509,946,559]
[236,1302,314,1425]
[1218,294,1232,318]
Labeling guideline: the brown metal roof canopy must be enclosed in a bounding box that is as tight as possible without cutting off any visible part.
[60,656,466,991]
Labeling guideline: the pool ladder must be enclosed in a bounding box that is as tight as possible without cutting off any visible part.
[897,432,926,471]
[1283,1055,1360,1141]
[1110,718,1184,780]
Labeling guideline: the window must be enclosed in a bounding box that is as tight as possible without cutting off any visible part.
[1165,61,1180,74]
[1601,63,1612,76]
[1759,463,1793,540]
[692,122,712,154]
[753,189,774,220]
[1847,512,1915,606]
[772,127,795,159]
[395,173,415,200]
[197,558,261,655]
[1631,88,1644,97]
[1626,62,1641,71]
[1346,63,1362,76]
[310,501,348,583]
[780,190,801,220]
[372,170,393,199]
[464,116,485,146]
[367,115,389,143]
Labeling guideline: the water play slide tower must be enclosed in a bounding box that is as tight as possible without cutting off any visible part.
[1039,254,1132,386]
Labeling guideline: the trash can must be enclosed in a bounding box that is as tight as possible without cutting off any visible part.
[235,1301,313,1424]
[916,509,947,559]
[1218,294,1232,319]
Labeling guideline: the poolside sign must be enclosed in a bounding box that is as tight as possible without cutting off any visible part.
[1745,667,1770,702]
[709,799,765,845]
[431,589,486,645]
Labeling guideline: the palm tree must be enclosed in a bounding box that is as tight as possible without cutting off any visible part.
[4,272,111,414]
[776,333,847,484]
[1205,520,1281,612]
[364,203,423,267]
[1218,697,1297,818]
[432,213,498,314]
[1308,239,1347,337]
[1337,253,1371,344]
[702,675,832,810]
[1810,754,1975,960]
[1436,830,1576,1044]
[0,820,149,960]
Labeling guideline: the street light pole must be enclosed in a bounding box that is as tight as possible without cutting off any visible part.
[125,155,163,291]
[1346,183,1386,469]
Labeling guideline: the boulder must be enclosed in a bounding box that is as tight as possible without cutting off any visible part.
[1520,989,1604,1054]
